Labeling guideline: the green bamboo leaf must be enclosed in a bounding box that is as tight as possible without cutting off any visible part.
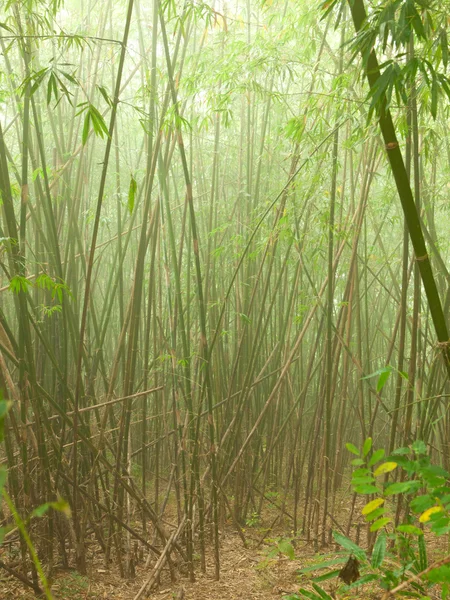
[60,70,79,85]
[376,368,392,392]
[431,77,438,119]
[31,503,51,518]
[239,313,251,324]
[54,74,72,104]
[320,0,341,21]
[96,84,113,107]
[0,22,14,33]
[89,109,102,137]
[128,176,137,215]
[9,275,30,294]
[418,534,427,571]
[297,589,322,600]
[371,533,386,568]
[298,557,348,574]
[312,583,333,599]
[311,569,342,582]
[332,531,366,560]
[342,573,378,589]
[90,105,109,137]
[361,366,390,382]
[82,111,91,145]
[441,29,448,69]
[47,72,54,104]
[28,68,48,96]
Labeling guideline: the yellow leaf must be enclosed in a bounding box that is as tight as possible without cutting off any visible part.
[374,462,397,477]
[419,506,442,523]
[362,498,385,515]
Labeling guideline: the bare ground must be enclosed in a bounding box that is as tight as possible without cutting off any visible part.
[1,528,321,600]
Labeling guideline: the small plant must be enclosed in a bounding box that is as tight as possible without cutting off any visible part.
[266,489,280,504]
[56,571,91,598]
[245,511,261,527]
[258,537,295,570]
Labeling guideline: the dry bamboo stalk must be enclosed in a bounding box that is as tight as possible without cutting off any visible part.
[14,386,164,429]
[134,516,186,600]
[381,554,450,599]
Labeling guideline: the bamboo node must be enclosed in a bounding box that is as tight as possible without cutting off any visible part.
[416,253,428,262]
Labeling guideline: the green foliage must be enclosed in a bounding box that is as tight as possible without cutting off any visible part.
[297,584,334,599]
[324,0,450,121]
[361,363,408,392]
[19,62,79,106]
[52,571,93,599]
[161,103,192,134]
[293,437,450,598]
[245,511,261,527]
[285,117,306,142]
[30,498,71,519]
[9,275,31,294]
[0,236,18,250]
[332,531,366,561]
[258,536,295,569]
[38,304,62,320]
[77,102,110,144]
[128,175,137,214]
[35,273,71,302]
[370,532,386,568]
[8,272,70,323]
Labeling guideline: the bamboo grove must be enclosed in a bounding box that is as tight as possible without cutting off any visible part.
[0,0,449,591]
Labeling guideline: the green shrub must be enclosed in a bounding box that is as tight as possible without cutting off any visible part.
[287,437,450,600]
